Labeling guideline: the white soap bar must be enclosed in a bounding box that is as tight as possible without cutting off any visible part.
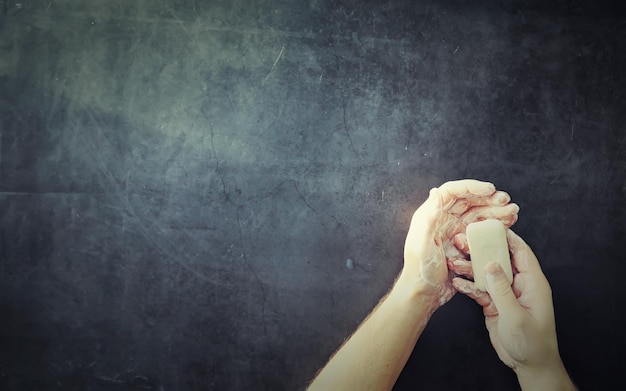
[466,219,513,292]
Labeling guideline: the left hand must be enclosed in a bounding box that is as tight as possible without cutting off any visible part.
[400,179,519,309]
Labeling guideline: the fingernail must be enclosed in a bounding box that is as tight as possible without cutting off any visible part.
[497,193,510,203]
[459,284,472,293]
[452,279,469,292]
[484,182,496,194]
[485,262,502,279]
[453,260,465,266]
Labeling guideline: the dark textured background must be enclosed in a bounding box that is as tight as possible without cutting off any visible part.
[0,0,624,390]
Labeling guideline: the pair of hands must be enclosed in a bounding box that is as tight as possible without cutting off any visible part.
[401,179,562,376]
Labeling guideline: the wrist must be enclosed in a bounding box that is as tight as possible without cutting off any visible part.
[394,272,441,315]
[515,358,576,391]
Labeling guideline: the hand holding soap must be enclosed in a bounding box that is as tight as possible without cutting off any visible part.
[466,219,513,291]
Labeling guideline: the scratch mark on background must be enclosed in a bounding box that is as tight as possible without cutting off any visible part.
[340,80,358,155]
[263,44,285,85]
[77,110,216,284]
[292,181,318,215]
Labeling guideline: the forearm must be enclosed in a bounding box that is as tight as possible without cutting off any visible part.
[307,274,437,391]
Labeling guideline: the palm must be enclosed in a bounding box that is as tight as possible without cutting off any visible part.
[486,317,517,368]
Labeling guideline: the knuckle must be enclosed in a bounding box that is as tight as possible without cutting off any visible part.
[492,278,512,297]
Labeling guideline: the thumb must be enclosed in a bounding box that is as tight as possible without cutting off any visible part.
[485,262,521,316]
[411,188,442,233]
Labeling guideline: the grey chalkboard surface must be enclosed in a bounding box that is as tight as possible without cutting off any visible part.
[1,0,624,390]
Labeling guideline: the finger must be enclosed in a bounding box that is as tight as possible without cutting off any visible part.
[448,191,512,215]
[484,262,523,318]
[453,233,469,254]
[482,300,499,318]
[506,229,543,275]
[448,258,474,279]
[502,213,518,227]
[461,203,520,226]
[409,188,440,231]
[483,191,511,205]
[511,273,527,299]
[407,188,443,252]
[453,278,499,317]
[452,277,492,308]
[437,180,496,210]
[443,241,465,263]
[448,199,471,215]
[506,229,555,311]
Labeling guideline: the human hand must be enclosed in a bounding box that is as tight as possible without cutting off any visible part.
[399,180,519,309]
[451,230,574,388]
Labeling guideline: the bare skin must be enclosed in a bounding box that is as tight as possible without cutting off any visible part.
[307,179,519,391]
[450,230,577,390]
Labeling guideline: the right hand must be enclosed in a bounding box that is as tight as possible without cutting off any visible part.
[450,229,563,374]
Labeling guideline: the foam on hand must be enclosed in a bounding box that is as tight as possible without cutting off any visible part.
[466,219,513,292]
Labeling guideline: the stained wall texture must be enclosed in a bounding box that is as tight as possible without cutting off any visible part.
[0,0,624,390]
